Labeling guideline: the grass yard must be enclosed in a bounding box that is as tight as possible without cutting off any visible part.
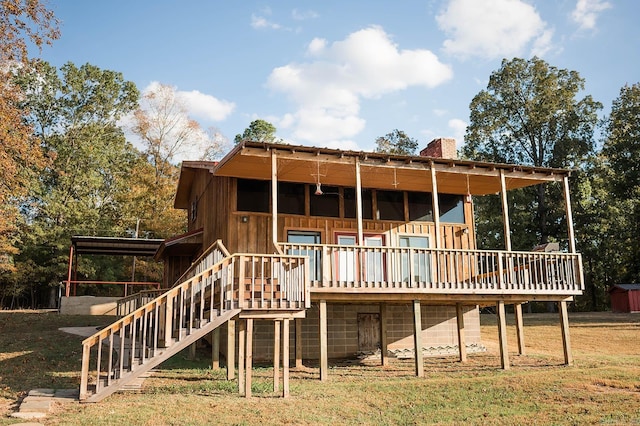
[1,310,639,425]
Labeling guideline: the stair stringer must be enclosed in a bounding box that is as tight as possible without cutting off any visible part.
[84,308,241,403]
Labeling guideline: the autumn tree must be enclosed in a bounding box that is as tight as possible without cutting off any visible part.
[234,119,277,144]
[375,129,418,155]
[0,0,59,275]
[462,57,601,250]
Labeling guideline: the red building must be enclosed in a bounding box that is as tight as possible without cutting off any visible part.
[609,284,640,313]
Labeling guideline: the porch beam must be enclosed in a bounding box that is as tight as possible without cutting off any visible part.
[430,165,441,248]
[558,300,573,366]
[271,150,278,248]
[355,157,364,245]
[380,303,389,366]
[456,303,467,363]
[413,300,424,377]
[295,317,303,369]
[514,303,525,356]
[499,169,512,251]
[496,300,510,370]
[319,300,328,381]
[226,320,235,380]
[563,176,577,253]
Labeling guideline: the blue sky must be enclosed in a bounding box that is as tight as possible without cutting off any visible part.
[38,0,638,160]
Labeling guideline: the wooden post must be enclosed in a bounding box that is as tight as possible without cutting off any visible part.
[497,300,510,370]
[355,157,364,245]
[79,343,90,400]
[66,245,74,297]
[226,320,235,380]
[430,165,441,248]
[295,317,303,369]
[188,342,196,360]
[283,318,290,398]
[211,328,220,369]
[563,176,577,254]
[514,303,525,356]
[319,300,328,381]
[558,300,573,366]
[271,150,279,248]
[413,300,424,377]
[245,318,254,398]
[238,320,245,394]
[164,296,174,347]
[380,303,389,366]
[499,169,512,251]
[456,303,467,363]
[273,320,281,392]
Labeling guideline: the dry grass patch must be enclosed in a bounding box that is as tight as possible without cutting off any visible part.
[1,310,640,425]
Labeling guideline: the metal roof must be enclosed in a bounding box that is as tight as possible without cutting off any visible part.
[609,284,640,292]
[71,236,164,257]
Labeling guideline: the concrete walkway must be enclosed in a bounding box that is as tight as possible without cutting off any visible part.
[10,388,78,423]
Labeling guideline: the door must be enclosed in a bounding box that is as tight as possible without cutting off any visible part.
[358,313,381,353]
[335,233,385,283]
[399,236,431,285]
[287,231,321,282]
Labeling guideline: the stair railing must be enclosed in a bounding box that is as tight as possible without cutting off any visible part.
[79,247,309,401]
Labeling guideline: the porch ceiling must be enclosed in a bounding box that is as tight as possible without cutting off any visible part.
[212,142,570,196]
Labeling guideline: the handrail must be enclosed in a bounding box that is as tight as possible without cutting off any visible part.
[171,239,231,288]
[79,248,309,401]
[116,289,168,316]
[279,243,584,295]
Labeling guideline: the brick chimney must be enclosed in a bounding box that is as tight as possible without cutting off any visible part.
[420,138,457,159]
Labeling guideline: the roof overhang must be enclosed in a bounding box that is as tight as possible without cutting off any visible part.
[154,228,203,260]
[175,142,571,206]
[71,236,164,257]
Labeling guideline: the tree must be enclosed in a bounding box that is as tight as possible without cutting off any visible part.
[234,119,277,144]
[0,0,58,273]
[12,60,140,306]
[375,129,418,155]
[462,57,601,248]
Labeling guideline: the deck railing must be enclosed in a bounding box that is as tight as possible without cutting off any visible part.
[80,249,309,401]
[280,243,584,295]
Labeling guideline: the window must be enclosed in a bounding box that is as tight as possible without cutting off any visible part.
[439,194,465,223]
[408,191,433,222]
[344,188,373,219]
[377,190,404,221]
[237,179,269,212]
[278,182,305,215]
[310,185,339,217]
[287,231,321,281]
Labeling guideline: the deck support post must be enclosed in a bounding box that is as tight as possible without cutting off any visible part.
[413,300,424,377]
[238,320,245,393]
[319,300,328,381]
[283,318,290,398]
[273,320,281,392]
[245,318,254,398]
[188,342,196,360]
[380,303,389,366]
[295,317,303,369]
[497,300,510,370]
[211,328,220,369]
[558,300,573,366]
[514,303,525,356]
[456,303,467,363]
[226,320,235,380]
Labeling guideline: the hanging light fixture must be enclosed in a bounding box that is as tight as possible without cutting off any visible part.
[315,182,323,195]
[465,175,472,203]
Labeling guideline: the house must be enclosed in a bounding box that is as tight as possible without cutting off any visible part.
[609,284,640,313]
[77,138,584,402]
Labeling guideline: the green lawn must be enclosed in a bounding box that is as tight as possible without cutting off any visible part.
[1,310,639,425]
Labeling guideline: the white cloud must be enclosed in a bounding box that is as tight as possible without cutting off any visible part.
[292,9,319,21]
[267,26,452,146]
[447,118,468,148]
[251,14,281,30]
[177,89,235,122]
[436,0,554,59]
[571,0,611,31]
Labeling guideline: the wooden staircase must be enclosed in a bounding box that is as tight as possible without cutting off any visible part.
[79,240,310,402]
